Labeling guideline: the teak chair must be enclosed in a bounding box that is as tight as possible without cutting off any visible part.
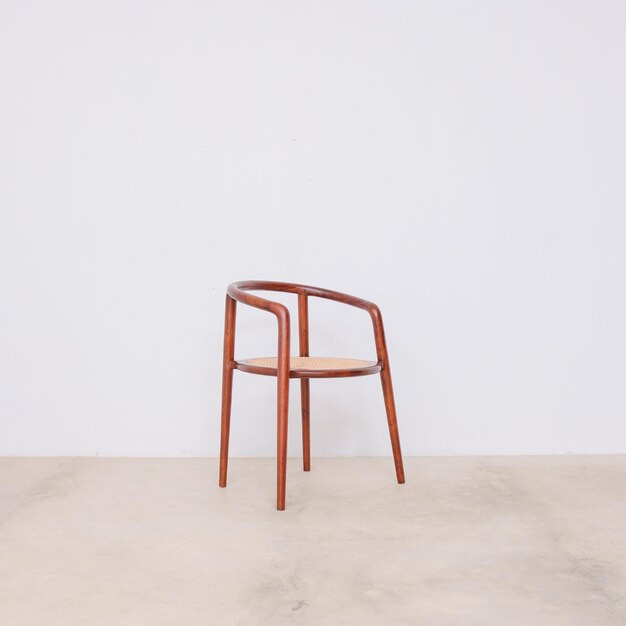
[219,280,405,510]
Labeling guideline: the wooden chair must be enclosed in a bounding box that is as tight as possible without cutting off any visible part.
[219,281,405,510]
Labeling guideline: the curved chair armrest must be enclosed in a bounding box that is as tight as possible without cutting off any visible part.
[225,285,291,396]
[227,282,290,321]
[299,285,379,314]
[296,287,387,363]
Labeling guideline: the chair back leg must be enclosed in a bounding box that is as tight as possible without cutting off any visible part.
[298,294,311,471]
[300,379,311,471]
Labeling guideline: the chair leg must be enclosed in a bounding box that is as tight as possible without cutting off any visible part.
[297,294,310,472]
[301,379,311,471]
[380,365,405,484]
[277,370,289,510]
[219,295,236,488]
[276,306,291,510]
[219,365,234,487]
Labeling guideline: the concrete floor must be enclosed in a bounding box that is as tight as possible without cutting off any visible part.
[1,457,626,625]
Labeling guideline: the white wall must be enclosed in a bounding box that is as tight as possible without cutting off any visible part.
[1,0,625,457]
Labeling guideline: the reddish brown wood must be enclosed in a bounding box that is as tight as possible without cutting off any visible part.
[380,366,405,483]
[276,308,290,510]
[218,294,236,488]
[227,280,378,312]
[369,306,405,484]
[298,294,311,471]
[221,280,405,510]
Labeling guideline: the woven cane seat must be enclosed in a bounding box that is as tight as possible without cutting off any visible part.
[245,356,374,370]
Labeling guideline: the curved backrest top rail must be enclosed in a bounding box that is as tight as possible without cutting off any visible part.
[227,280,379,315]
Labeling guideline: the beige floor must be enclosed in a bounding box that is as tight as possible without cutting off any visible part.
[1,457,626,625]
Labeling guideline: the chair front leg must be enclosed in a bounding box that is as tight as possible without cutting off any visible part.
[219,295,237,488]
[380,364,405,484]
[370,306,405,484]
[276,308,291,510]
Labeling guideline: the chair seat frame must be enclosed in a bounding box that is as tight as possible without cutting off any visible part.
[219,280,405,510]
[234,357,381,378]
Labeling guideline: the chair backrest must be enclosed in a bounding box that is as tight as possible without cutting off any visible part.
[226,281,388,362]
[227,280,378,313]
